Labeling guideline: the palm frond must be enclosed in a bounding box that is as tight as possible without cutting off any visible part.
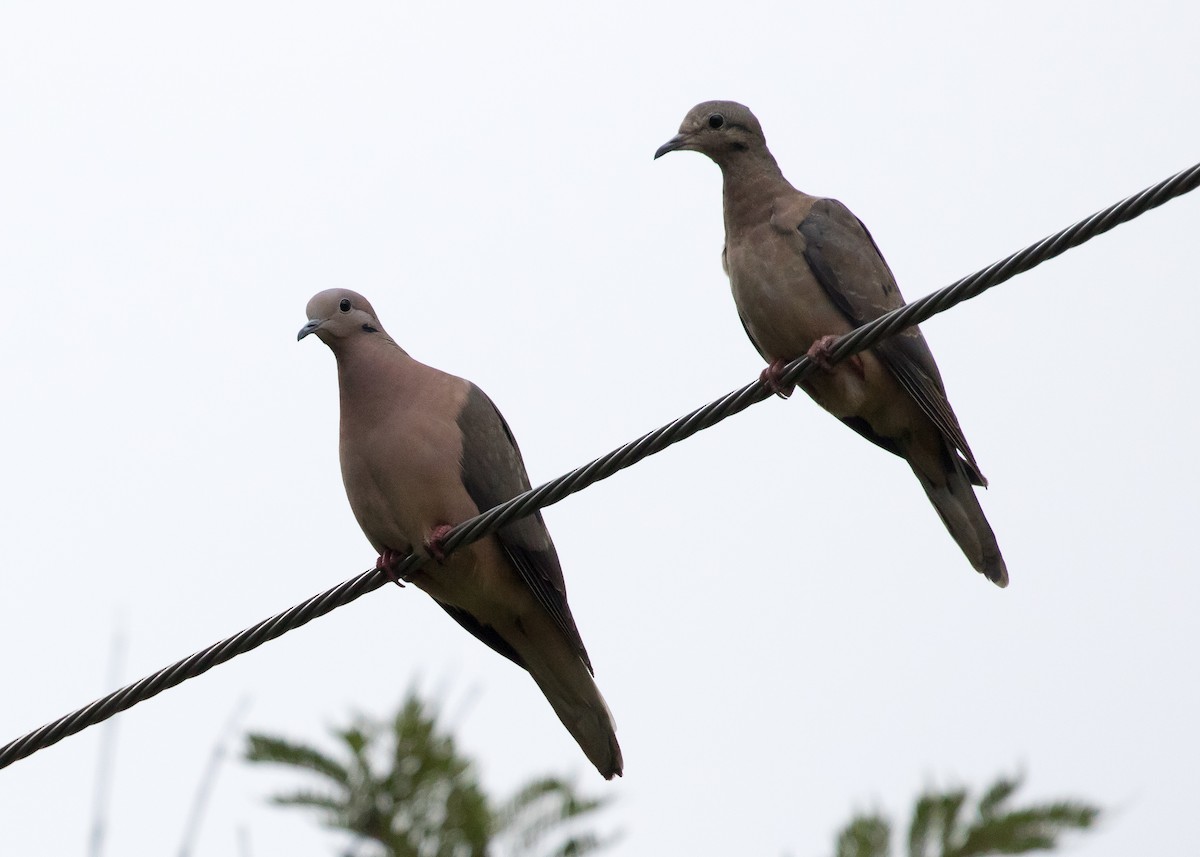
[956,801,1101,857]
[976,775,1021,820]
[834,812,891,857]
[496,776,614,857]
[246,687,612,857]
[245,733,351,785]
[270,789,345,814]
[908,786,967,857]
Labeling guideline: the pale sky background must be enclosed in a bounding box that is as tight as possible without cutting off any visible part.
[2,2,1198,855]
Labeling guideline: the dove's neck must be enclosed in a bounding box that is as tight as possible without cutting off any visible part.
[720,151,791,236]
[334,336,418,417]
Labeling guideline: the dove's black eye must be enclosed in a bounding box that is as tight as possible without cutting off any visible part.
[708,113,725,129]
[339,299,351,312]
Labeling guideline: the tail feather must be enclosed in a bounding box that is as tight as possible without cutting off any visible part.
[526,658,623,779]
[506,614,622,778]
[909,442,1008,587]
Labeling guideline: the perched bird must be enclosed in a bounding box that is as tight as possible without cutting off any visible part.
[655,101,1007,587]
[299,289,623,777]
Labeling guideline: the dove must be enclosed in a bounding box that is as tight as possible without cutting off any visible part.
[655,101,1007,587]
[299,289,623,777]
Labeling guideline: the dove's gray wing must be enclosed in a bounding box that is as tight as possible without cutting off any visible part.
[799,197,986,485]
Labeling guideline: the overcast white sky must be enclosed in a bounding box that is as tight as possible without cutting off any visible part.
[2,2,1198,855]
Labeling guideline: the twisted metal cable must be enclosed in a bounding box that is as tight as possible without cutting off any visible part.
[3,160,1197,773]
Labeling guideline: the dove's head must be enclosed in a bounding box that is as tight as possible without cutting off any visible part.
[298,288,389,348]
[654,101,769,166]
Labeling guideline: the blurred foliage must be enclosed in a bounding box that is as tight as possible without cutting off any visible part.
[832,772,1100,857]
[245,688,615,857]
[834,813,892,857]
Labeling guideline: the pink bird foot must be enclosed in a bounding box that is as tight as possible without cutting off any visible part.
[806,335,841,371]
[759,358,794,398]
[806,335,865,379]
[424,523,454,563]
[376,548,408,587]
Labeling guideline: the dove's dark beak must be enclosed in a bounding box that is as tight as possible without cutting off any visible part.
[654,133,691,159]
[297,318,322,341]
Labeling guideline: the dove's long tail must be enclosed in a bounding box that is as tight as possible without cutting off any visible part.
[498,609,622,779]
[532,657,628,777]
[908,439,1009,587]
[521,647,623,780]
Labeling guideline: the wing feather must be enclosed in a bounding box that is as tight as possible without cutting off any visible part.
[456,385,594,672]
[798,198,986,485]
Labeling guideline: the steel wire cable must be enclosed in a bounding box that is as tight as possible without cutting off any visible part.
[2,160,1197,772]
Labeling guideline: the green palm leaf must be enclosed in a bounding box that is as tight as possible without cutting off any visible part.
[244,686,613,857]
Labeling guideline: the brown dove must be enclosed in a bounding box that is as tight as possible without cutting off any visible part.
[299,288,623,777]
[655,101,1007,587]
